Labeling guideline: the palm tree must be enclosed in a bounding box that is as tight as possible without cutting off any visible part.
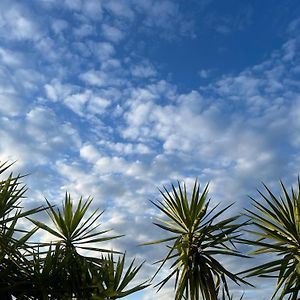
[144,180,249,300]
[0,162,43,299]
[0,161,148,299]
[240,180,300,300]
[89,253,148,299]
[15,245,148,299]
[29,192,148,299]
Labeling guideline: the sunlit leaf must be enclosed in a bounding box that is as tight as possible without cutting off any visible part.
[144,179,249,300]
[241,179,300,299]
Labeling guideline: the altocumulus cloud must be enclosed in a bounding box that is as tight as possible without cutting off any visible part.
[0,0,300,298]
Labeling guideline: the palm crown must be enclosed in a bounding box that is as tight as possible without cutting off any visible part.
[144,180,249,300]
[241,179,300,300]
[0,162,148,299]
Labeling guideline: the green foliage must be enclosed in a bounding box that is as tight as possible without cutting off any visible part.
[0,161,43,299]
[3,159,300,300]
[0,162,147,299]
[90,254,148,299]
[144,180,249,300]
[30,192,124,255]
[240,180,300,300]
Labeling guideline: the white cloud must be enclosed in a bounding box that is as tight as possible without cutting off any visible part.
[63,0,81,11]
[89,42,115,61]
[0,106,81,171]
[133,0,195,38]
[80,144,100,162]
[80,70,106,86]
[73,23,95,37]
[282,38,297,61]
[101,58,122,71]
[64,90,111,116]
[51,19,69,34]
[88,96,111,113]
[95,156,127,174]
[98,140,152,155]
[0,3,41,41]
[198,69,212,79]
[104,1,135,20]
[0,47,23,66]
[288,17,300,34]
[35,37,61,62]
[26,106,81,152]
[0,93,24,117]
[64,91,90,115]
[14,68,45,93]
[82,0,103,19]
[131,62,157,78]
[79,69,126,88]
[44,79,111,117]
[101,0,194,38]
[136,0,179,27]
[101,24,124,43]
[118,35,300,217]
[44,79,75,102]
[0,127,44,169]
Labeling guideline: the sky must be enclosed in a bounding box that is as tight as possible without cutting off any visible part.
[1,0,300,299]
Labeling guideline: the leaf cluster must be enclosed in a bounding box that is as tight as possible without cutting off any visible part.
[145,179,300,300]
[143,181,250,300]
[0,162,148,299]
[2,159,300,300]
[239,180,300,300]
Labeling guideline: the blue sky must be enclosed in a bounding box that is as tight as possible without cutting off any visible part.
[1,0,300,299]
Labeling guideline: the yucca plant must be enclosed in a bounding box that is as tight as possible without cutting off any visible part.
[0,161,43,299]
[28,193,124,297]
[6,244,65,299]
[0,162,41,251]
[240,180,300,300]
[90,253,149,299]
[29,193,123,254]
[29,193,149,299]
[144,180,249,300]
[0,162,147,299]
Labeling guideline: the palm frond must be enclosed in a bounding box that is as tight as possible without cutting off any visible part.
[144,179,249,300]
[30,192,123,254]
[241,179,300,300]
